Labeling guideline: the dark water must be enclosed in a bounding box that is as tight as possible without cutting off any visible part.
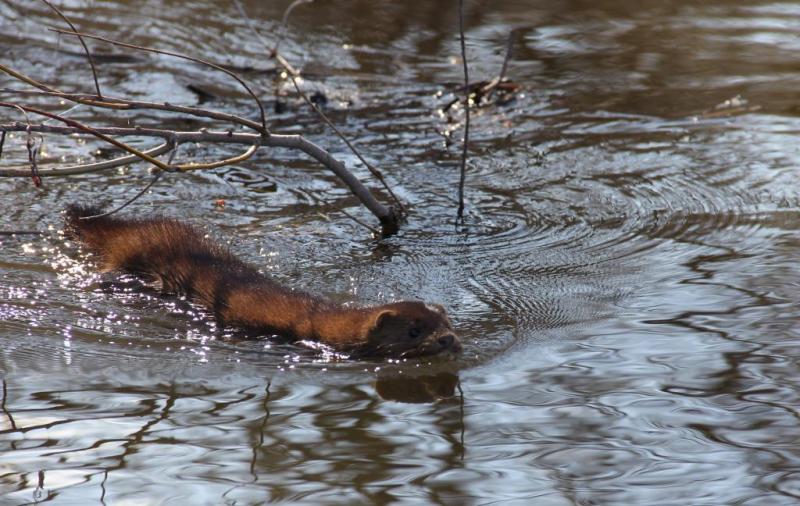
[3,0,800,504]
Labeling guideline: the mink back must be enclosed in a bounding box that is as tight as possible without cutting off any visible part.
[64,204,262,304]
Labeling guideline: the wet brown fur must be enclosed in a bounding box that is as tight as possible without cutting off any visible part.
[64,205,461,358]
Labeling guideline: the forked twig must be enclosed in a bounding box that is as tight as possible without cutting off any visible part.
[5,102,43,187]
[277,0,315,54]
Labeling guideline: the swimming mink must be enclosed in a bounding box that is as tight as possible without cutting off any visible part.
[64,205,461,359]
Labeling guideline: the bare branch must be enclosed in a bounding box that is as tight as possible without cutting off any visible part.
[267,133,396,230]
[0,123,257,174]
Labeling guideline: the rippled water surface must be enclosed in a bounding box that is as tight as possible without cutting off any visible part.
[4,0,800,504]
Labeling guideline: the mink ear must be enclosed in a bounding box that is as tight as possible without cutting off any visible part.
[429,303,447,315]
[370,308,398,332]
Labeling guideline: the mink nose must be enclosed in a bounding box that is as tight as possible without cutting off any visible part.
[437,333,458,350]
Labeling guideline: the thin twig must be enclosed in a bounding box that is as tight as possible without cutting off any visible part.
[231,0,301,76]
[482,31,515,102]
[8,102,43,187]
[0,230,44,236]
[231,0,270,48]
[498,31,514,83]
[456,0,470,221]
[1,379,16,431]
[40,0,103,98]
[457,378,465,461]
[304,191,379,235]
[44,101,84,124]
[26,129,42,187]
[276,0,315,55]
[81,171,161,220]
[50,28,270,135]
[80,144,180,220]
[0,131,5,159]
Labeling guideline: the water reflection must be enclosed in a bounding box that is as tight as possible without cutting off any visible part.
[0,364,466,502]
[375,371,460,403]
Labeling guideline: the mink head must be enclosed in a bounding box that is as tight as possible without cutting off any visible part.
[355,301,462,359]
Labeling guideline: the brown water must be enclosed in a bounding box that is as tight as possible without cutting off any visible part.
[3,0,800,504]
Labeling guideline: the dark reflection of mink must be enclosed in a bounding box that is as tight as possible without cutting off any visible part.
[375,372,459,403]
[64,205,462,359]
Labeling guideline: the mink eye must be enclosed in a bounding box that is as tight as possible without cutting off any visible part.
[408,328,421,339]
